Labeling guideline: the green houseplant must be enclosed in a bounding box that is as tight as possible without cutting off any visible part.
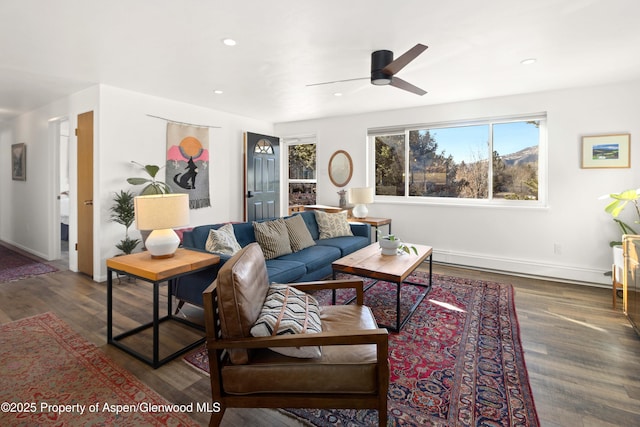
[127,161,171,195]
[377,231,418,256]
[110,190,141,255]
[604,188,640,247]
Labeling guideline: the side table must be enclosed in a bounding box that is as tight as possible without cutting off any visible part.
[106,248,220,368]
[348,217,392,241]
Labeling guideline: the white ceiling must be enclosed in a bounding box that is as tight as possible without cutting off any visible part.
[1,0,639,124]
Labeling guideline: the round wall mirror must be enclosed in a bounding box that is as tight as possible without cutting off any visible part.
[328,150,353,187]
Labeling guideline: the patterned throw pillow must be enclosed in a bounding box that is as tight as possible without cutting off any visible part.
[250,283,322,358]
[205,223,242,255]
[284,214,316,252]
[253,218,293,259]
[314,210,353,239]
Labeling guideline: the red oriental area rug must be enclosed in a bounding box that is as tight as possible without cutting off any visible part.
[0,312,199,427]
[184,272,539,427]
[0,245,57,283]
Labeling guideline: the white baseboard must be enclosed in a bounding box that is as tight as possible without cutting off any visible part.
[1,239,50,261]
[432,249,610,287]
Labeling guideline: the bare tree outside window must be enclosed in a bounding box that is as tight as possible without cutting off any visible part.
[372,117,543,203]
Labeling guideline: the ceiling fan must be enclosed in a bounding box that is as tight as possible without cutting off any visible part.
[307,43,428,96]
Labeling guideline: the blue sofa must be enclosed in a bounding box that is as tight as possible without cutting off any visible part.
[173,211,371,307]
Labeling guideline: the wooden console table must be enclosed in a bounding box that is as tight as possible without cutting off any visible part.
[106,248,220,368]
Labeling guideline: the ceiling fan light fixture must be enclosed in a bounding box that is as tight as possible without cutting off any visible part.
[371,50,394,85]
[371,77,391,85]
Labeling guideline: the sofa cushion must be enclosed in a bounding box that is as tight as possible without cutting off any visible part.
[253,218,293,260]
[278,245,341,274]
[250,284,322,358]
[216,243,270,365]
[265,259,307,283]
[284,214,316,252]
[205,223,242,255]
[314,210,353,239]
[315,235,370,257]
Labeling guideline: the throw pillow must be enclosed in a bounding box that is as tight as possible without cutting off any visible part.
[314,210,353,239]
[253,218,293,259]
[250,283,322,358]
[205,223,242,255]
[284,214,316,252]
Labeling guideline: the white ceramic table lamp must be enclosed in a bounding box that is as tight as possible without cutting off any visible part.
[134,193,190,258]
[349,187,374,219]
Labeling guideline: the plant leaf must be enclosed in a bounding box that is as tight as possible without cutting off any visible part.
[127,177,151,185]
[144,165,160,178]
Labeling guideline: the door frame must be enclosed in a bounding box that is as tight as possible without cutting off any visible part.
[48,116,68,264]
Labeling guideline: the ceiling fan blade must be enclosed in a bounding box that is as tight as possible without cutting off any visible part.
[382,43,428,75]
[306,77,368,87]
[389,76,427,96]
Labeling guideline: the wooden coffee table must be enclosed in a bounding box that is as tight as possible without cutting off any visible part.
[332,242,432,332]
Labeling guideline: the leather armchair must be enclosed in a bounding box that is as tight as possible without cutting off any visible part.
[202,243,389,426]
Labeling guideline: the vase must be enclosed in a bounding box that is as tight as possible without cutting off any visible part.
[379,238,401,256]
[337,190,347,209]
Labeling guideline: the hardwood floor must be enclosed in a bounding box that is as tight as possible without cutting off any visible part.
[1,247,639,426]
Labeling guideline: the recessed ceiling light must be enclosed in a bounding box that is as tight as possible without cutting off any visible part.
[213,90,223,94]
[222,38,236,46]
[520,58,537,65]
[333,92,343,97]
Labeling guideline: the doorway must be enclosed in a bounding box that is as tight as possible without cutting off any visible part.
[244,132,280,222]
[58,119,70,265]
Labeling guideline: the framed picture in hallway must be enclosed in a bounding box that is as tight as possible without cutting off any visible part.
[581,133,630,169]
[11,143,26,181]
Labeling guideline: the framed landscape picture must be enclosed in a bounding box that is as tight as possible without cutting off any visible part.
[581,133,630,169]
[11,143,26,181]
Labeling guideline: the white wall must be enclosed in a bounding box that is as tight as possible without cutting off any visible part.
[0,86,98,262]
[1,84,273,282]
[275,80,640,285]
[96,85,273,281]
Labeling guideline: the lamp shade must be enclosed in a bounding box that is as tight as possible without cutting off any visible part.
[134,193,189,231]
[348,187,374,204]
[134,194,189,258]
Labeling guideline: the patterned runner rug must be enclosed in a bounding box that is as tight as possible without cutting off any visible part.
[183,272,539,427]
[0,245,57,283]
[0,312,199,426]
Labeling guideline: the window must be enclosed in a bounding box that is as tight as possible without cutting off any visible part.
[287,137,317,206]
[371,115,545,204]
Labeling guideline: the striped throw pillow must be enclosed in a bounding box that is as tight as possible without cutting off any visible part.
[253,218,293,259]
[284,214,316,252]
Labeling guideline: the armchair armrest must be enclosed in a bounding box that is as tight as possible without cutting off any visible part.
[290,279,364,305]
[209,327,388,350]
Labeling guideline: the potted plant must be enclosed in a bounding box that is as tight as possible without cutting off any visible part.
[377,231,418,256]
[110,190,141,255]
[603,188,640,302]
[127,161,172,195]
[603,188,640,247]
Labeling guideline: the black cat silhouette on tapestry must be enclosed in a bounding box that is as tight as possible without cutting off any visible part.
[174,157,198,190]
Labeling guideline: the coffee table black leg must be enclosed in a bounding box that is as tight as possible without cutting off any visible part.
[396,280,401,332]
